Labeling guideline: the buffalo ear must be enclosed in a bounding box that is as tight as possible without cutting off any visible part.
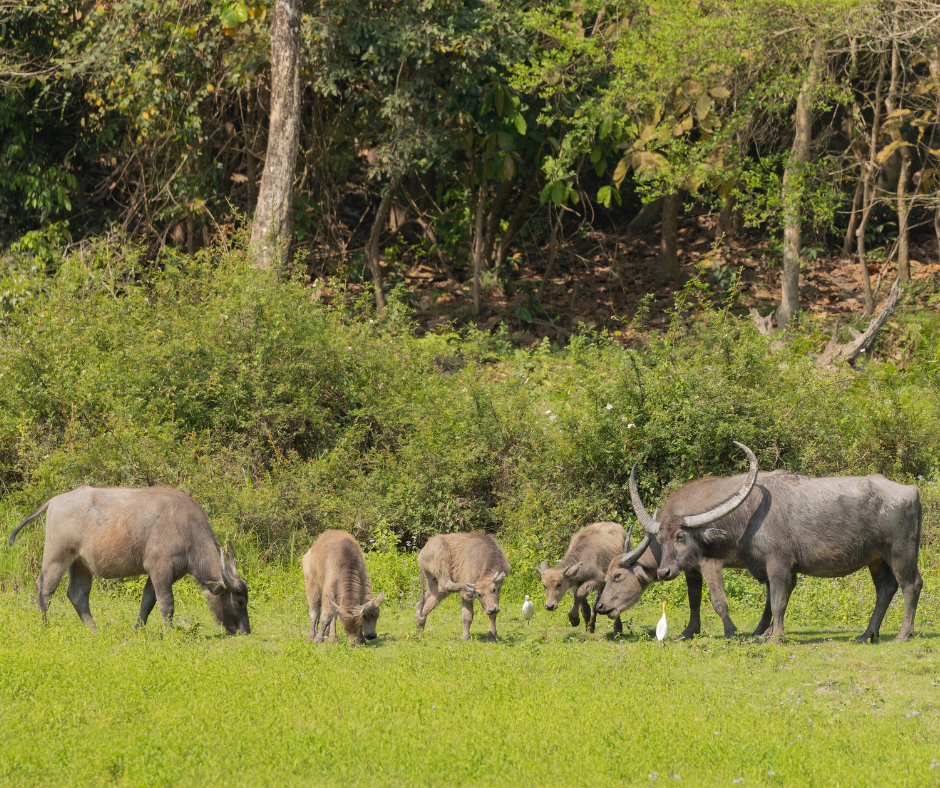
[537,561,549,574]
[493,571,507,585]
[632,565,652,584]
[371,591,385,608]
[464,583,476,594]
[701,528,728,545]
[563,562,582,578]
[204,581,226,595]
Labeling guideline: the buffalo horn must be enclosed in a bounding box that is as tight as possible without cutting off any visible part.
[226,541,239,577]
[623,523,634,553]
[683,442,759,528]
[629,462,661,535]
[219,547,238,590]
[618,533,651,568]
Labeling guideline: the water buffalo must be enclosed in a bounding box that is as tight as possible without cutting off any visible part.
[415,532,510,642]
[594,526,743,640]
[8,485,250,634]
[302,530,384,645]
[537,521,628,634]
[630,443,923,642]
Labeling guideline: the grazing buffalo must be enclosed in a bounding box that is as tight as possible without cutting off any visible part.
[8,486,250,634]
[630,442,923,642]
[594,526,742,640]
[416,532,510,642]
[537,521,628,634]
[302,530,384,645]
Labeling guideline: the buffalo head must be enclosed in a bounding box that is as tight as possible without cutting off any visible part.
[464,570,506,615]
[536,560,583,611]
[203,542,251,635]
[595,526,657,617]
[328,592,385,645]
[628,442,758,581]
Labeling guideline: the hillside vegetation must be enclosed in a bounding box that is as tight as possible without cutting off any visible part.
[1,238,939,593]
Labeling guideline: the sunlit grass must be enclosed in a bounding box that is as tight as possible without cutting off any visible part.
[2,568,939,787]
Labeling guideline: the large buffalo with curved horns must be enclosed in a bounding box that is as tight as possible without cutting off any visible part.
[628,442,923,642]
[8,486,250,634]
[594,444,760,639]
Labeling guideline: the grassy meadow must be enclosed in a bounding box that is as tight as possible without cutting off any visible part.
[2,553,940,788]
[2,247,940,785]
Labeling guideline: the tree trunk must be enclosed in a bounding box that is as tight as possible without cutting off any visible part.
[886,34,911,283]
[481,176,514,269]
[249,0,301,271]
[659,192,680,283]
[717,193,737,241]
[495,171,538,269]
[471,170,487,315]
[842,178,863,257]
[777,38,826,329]
[537,210,563,302]
[367,188,393,312]
[856,74,883,317]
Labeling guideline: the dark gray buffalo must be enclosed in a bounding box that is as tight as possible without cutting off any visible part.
[629,443,923,643]
[8,485,250,634]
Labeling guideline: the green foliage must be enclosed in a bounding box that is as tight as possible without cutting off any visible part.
[1,239,938,576]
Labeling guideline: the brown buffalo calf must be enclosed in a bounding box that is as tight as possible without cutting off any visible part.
[537,521,627,634]
[415,532,510,642]
[302,530,384,645]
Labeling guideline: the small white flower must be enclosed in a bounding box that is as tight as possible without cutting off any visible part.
[606,403,613,410]
[546,409,552,414]
[627,422,636,429]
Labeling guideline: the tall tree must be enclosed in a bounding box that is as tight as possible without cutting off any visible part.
[250,0,301,271]
[777,38,826,329]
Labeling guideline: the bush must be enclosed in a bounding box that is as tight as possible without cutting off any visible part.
[2,238,939,588]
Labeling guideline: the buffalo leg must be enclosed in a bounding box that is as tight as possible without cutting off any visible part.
[581,597,593,633]
[613,615,623,635]
[415,575,446,633]
[892,560,923,643]
[36,554,71,622]
[567,596,582,628]
[751,583,772,637]
[150,571,176,631]
[314,610,333,643]
[486,612,499,643]
[305,581,322,641]
[66,560,97,631]
[461,595,474,641]
[328,616,338,644]
[137,578,157,629]
[702,564,737,638]
[588,591,603,634]
[679,569,703,639]
[765,570,796,642]
[857,559,898,644]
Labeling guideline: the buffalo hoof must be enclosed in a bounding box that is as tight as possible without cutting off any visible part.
[855,632,876,644]
[613,619,623,636]
[678,628,700,641]
[487,632,498,643]
[568,614,581,628]
[893,632,912,643]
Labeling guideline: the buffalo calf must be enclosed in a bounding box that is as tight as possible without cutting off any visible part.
[415,532,509,642]
[302,530,384,645]
[538,521,627,634]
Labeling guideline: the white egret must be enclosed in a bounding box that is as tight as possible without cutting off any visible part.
[656,600,668,644]
[522,594,535,627]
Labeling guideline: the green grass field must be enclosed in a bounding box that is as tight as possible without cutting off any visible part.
[2,565,940,788]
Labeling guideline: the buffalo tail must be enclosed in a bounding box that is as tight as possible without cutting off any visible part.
[8,500,50,546]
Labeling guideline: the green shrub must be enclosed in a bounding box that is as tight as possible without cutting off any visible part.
[2,237,939,588]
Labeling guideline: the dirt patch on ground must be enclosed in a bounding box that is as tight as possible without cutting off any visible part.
[374,212,940,344]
